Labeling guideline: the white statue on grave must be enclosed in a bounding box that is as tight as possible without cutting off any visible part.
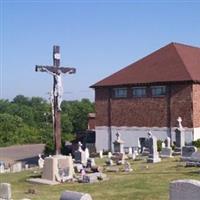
[38,154,44,169]
[147,131,152,138]
[78,141,83,152]
[42,67,63,111]
[177,117,183,129]
[85,147,90,160]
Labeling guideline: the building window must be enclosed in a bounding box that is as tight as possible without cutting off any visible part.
[132,87,146,97]
[113,88,127,98]
[151,86,166,97]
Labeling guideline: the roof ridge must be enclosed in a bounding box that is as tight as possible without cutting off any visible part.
[172,42,200,50]
[172,44,193,80]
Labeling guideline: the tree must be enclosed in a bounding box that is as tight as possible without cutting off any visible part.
[0,113,23,146]
[12,95,30,106]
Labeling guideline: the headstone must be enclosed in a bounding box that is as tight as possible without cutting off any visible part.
[160,148,172,158]
[99,150,103,158]
[86,158,96,168]
[131,151,136,160]
[60,190,92,200]
[165,137,171,148]
[161,142,165,148]
[160,137,173,158]
[58,155,75,181]
[147,133,161,163]
[184,151,200,162]
[81,173,106,184]
[108,152,112,158]
[175,117,185,150]
[113,132,124,153]
[106,166,119,172]
[175,128,185,148]
[142,147,150,156]
[74,163,83,173]
[128,147,132,155]
[170,179,200,200]
[85,148,90,161]
[10,162,22,173]
[105,159,113,166]
[25,164,29,170]
[124,161,133,172]
[112,152,125,165]
[38,154,44,169]
[42,156,58,181]
[0,183,11,200]
[182,146,197,158]
[190,151,200,162]
[42,155,74,182]
[0,161,5,173]
[74,142,87,165]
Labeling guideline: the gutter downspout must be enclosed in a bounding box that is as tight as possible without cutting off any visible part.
[167,85,172,141]
[108,88,112,152]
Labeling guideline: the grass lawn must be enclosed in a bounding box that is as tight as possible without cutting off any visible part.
[0,156,200,200]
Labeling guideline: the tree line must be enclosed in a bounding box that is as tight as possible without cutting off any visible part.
[0,95,94,149]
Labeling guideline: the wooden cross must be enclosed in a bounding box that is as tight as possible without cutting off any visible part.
[35,45,76,155]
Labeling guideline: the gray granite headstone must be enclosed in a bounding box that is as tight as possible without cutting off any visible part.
[74,142,87,165]
[189,151,200,162]
[160,148,172,158]
[182,146,197,158]
[165,137,171,148]
[161,137,173,158]
[175,129,185,148]
[113,132,124,153]
[147,134,161,163]
[175,117,185,148]
[170,179,200,200]
[60,190,92,200]
[0,183,11,200]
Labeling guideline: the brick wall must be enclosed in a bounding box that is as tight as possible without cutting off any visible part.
[95,83,194,128]
[95,88,110,126]
[193,84,200,127]
[170,84,193,128]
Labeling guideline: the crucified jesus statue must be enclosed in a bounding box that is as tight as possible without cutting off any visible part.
[35,45,76,155]
[42,67,63,111]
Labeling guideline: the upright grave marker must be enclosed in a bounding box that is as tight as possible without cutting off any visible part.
[35,46,76,154]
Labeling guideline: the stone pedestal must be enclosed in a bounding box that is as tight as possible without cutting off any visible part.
[160,147,173,158]
[42,155,74,182]
[147,153,161,163]
[175,128,185,148]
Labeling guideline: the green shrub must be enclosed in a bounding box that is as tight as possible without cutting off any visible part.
[157,140,163,152]
[192,139,200,148]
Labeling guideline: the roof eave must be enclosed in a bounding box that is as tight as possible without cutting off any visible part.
[91,80,196,88]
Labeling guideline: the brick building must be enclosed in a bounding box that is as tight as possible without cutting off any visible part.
[91,42,200,151]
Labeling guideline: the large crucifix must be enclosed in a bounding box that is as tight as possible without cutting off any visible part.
[35,45,76,155]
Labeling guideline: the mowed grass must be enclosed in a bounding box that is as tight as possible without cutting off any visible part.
[1,157,200,200]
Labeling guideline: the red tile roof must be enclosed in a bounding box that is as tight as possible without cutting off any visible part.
[91,42,200,88]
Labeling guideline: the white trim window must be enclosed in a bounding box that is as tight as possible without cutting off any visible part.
[113,88,127,98]
[132,87,146,97]
[151,86,166,97]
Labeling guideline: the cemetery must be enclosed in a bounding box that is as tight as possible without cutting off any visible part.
[1,120,200,199]
[1,44,200,200]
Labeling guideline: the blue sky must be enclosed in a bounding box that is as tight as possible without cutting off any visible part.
[1,0,200,101]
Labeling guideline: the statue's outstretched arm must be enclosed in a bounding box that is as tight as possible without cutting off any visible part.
[42,67,56,76]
